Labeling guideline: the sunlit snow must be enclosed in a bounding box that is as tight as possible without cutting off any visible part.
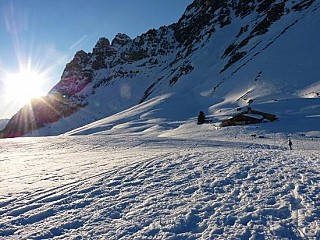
[1,96,320,239]
[1,1,320,239]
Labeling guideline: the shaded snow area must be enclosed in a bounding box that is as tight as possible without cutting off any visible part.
[0,119,9,131]
[1,127,320,239]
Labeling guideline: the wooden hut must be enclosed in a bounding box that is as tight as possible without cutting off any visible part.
[220,108,277,127]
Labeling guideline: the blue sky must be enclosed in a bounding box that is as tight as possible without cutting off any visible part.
[0,0,193,119]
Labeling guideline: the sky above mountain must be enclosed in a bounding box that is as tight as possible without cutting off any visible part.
[0,0,192,119]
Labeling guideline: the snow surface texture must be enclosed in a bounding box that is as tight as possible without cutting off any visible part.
[1,111,320,239]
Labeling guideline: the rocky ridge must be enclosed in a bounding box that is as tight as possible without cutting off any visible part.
[1,0,319,137]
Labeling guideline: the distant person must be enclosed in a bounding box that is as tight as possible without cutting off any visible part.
[288,139,293,150]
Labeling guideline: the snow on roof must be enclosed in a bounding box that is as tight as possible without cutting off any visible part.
[243,113,264,119]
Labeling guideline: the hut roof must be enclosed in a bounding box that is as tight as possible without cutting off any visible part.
[220,108,277,127]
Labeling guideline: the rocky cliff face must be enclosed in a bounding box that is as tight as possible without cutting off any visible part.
[1,0,319,137]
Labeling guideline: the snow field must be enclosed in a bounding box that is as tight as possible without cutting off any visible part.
[0,130,319,239]
[1,1,319,238]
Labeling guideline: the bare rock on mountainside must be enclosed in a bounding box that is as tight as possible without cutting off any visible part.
[1,0,320,138]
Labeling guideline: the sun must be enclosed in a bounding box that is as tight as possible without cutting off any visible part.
[4,68,47,105]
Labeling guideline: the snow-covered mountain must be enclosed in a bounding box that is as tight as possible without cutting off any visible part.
[1,0,320,137]
[1,2,320,238]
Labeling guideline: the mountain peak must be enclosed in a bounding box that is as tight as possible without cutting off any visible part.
[94,37,110,47]
[1,0,319,138]
[73,50,90,66]
[92,37,112,55]
[111,33,132,47]
[92,37,115,69]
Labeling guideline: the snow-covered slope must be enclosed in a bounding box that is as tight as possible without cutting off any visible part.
[3,90,318,238]
[1,2,319,238]
[1,124,319,239]
[1,0,320,138]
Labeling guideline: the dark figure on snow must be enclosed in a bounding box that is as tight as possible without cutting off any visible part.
[288,139,293,150]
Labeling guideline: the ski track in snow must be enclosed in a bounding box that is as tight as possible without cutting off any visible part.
[0,134,319,239]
